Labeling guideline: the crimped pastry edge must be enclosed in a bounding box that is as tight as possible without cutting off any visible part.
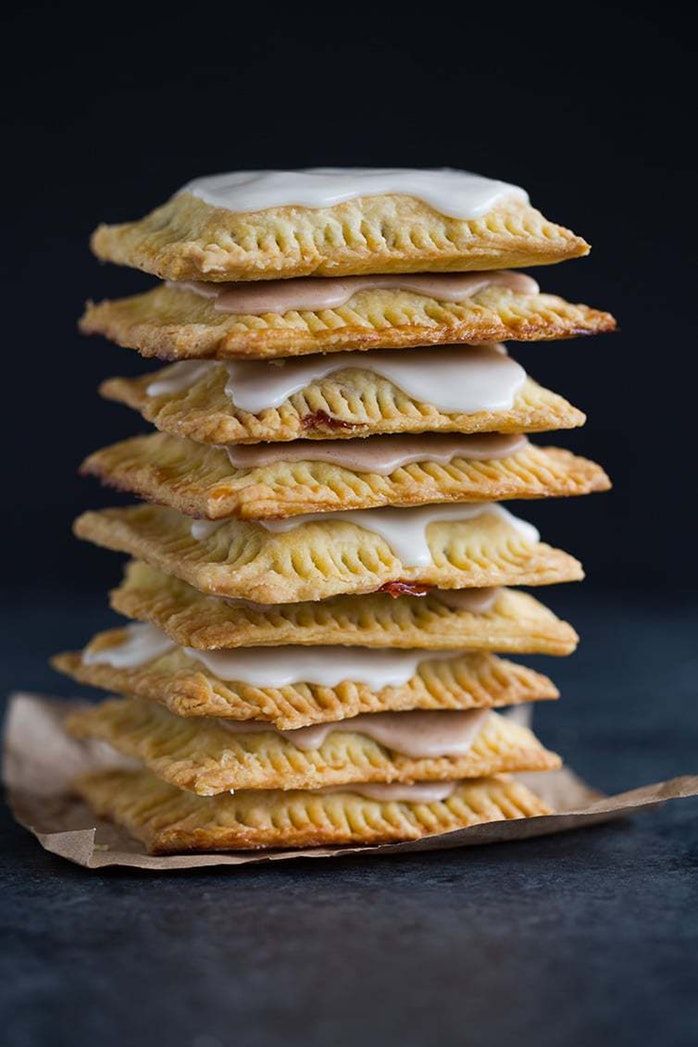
[73,767,554,852]
[109,561,580,654]
[73,504,585,604]
[80,432,611,520]
[52,643,559,729]
[90,192,589,283]
[79,282,615,361]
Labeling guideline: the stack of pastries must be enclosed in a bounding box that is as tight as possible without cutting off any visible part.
[53,169,614,854]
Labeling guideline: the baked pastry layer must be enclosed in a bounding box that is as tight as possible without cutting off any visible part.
[81,432,610,520]
[73,504,584,604]
[53,640,557,727]
[73,768,553,852]
[80,282,614,361]
[66,699,560,795]
[90,192,589,283]
[100,364,585,445]
[111,561,579,654]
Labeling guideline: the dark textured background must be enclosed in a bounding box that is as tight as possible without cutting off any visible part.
[2,4,697,1046]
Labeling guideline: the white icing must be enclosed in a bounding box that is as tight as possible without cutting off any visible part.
[222,344,525,414]
[215,709,488,758]
[184,645,457,689]
[146,360,213,398]
[82,623,175,669]
[167,270,540,316]
[259,503,539,568]
[142,345,526,417]
[223,433,528,475]
[190,519,225,541]
[433,587,500,613]
[189,519,224,539]
[327,781,458,802]
[179,168,528,220]
[189,504,538,568]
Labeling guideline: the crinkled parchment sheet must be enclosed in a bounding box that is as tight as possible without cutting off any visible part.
[3,693,697,871]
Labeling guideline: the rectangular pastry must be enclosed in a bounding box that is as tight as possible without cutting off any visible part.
[79,272,615,361]
[73,502,584,604]
[89,168,589,283]
[73,768,554,853]
[66,698,560,795]
[80,431,610,520]
[110,561,579,654]
[100,344,585,445]
[53,622,557,726]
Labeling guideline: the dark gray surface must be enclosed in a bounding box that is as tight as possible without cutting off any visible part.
[2,587,697,1047]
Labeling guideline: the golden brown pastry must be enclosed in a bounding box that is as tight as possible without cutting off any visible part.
[73,767,553,852]
[53,633,557,727]
[90,176,589,284]
[110,561,579,655]
[66,698,560,795]
[80,431,610,520]
[100,361,584,445]
[73,503,584,604]
[80,281,614,361]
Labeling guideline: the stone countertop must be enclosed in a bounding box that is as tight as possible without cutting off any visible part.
[2,587,697,1047]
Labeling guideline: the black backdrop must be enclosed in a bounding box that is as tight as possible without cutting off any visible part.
[4,1,695,597]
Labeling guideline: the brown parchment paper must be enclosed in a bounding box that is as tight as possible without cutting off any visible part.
[3,692,698,871]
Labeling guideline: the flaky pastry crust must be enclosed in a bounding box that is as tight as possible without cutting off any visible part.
[73,768,553,852]
[73,504,584,604]
[111,561,579,654]
[53,640,557,728]
[90,192,589,283]
[80,283,614,361]
[100,364,585,445]
[66,699,560,795]
[81,432,610,520]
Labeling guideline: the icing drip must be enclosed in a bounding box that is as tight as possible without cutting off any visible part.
[259,503,540,568]
[83,623,175,668]
[143,344,526,416]
[190,519,225,541]
[168,270,539,316]
[216,708,489,758]
[433,588,500,613]
[179,168,528,219]
[222,344,525,414]
[224,433,529,475]
[323,781,458,802]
